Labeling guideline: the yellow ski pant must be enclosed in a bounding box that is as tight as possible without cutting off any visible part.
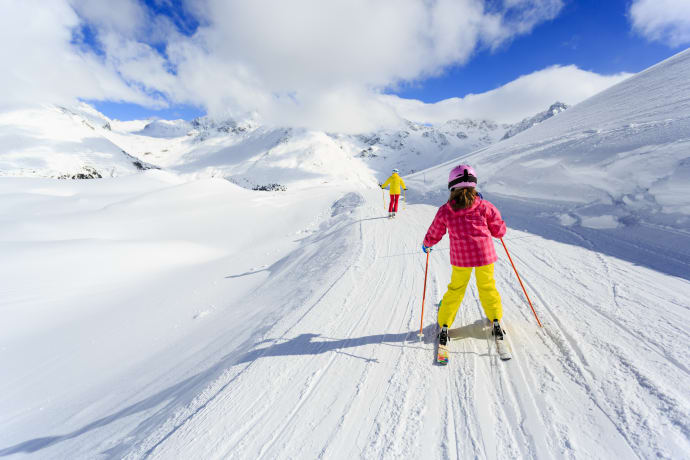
[438,264,502,327]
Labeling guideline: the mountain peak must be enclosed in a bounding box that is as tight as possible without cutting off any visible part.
[501,101,569,140]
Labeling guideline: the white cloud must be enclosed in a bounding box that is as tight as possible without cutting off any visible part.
[481,0,564,47]
[162,0,566,131]
[0,0,567,130]
[0,0,162,111]
[69,0,148,37]
[2,0,628,133]
[380,65,632,124]
[629,0,690,47]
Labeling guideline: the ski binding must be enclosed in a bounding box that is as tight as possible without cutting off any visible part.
[492,320,512,361]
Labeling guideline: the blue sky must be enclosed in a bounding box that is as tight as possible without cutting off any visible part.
[85,0,205,120]
[80,0,686,121]
[393,0,684,102]
[4,0,687,130]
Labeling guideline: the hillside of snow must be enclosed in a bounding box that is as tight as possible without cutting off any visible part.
[1,175,687,459]
[501,101,568,140]
[409,48,690,278]
[0,105,155,179]
[1,50,689,459]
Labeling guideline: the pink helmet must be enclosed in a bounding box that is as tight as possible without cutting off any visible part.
[448,164,477,190]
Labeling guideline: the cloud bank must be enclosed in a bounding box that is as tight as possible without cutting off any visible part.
[629,0,690,47]
[381,65,632,124]
[0,0,161,109]
[0,0,632,132]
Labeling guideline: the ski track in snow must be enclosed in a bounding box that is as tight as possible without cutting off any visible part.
[83,189,688,460]
[2,188,689,459]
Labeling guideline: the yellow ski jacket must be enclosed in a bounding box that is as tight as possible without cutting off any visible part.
[381,173,407,195]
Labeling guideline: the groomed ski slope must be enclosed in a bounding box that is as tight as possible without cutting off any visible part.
[0,180,688,459]
[120,190,690,460]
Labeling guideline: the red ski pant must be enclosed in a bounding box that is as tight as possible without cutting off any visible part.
[388,194,400,212]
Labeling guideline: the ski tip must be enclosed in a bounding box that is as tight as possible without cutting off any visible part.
[437,346,449,365]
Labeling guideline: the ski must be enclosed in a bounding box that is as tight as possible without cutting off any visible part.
[492,320,512,361]
[437,344,449,365]
[437,325,449,365]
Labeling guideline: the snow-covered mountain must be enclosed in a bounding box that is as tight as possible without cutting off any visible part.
[135,119,192,138]
[0,104,156,179]
[417,50,690,229]
[335,117,511,176]
[0,101,567,188]
[501,101,568,140]
[409,48,690,277]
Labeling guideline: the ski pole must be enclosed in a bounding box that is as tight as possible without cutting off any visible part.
[419,250,430,339]
[382,188,386,211]
[500,238,542,327]
[402,189,406,210]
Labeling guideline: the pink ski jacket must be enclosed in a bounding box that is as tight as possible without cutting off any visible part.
[423,198,506,267]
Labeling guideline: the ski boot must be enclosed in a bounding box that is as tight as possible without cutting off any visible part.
[492,319,512,360]
[491,319,505,340]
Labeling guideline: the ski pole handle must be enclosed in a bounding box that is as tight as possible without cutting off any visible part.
[500,238,542,327]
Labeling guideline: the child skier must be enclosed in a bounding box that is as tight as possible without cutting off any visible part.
[380,168,407,218]
[421,165,508,360]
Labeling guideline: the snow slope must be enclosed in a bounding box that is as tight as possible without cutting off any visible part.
[119,193,689,460]
[455,50,688,228]
[0,105,153,179]
[501,102,568,140]
[409,48,690,279]
[0,172,357,458]
[0,180,687,459]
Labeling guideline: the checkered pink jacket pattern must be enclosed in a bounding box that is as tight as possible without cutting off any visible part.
[423,198,506,267]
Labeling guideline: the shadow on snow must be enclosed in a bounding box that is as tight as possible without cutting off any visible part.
[0,320,495,456]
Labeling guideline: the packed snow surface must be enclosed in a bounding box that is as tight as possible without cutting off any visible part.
[0,176,688,459]
[1,49,689,459]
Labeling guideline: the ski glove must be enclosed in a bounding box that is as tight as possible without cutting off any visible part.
[422,244,432,253]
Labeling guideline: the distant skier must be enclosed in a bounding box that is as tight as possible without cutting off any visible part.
[380,168,407,218]
[421,165,508,358]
